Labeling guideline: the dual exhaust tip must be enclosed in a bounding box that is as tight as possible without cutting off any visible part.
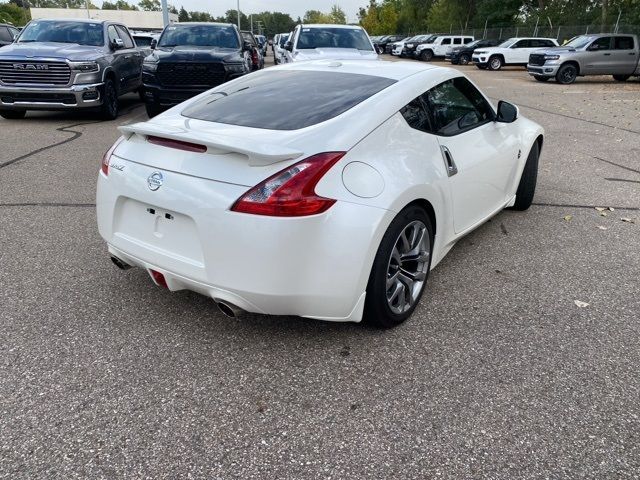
[110,255,245,318]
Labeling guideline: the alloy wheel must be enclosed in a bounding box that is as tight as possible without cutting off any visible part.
[386,220,430,314]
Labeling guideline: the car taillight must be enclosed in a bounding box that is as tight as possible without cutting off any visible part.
[231,152,345,217]
[101,136,125,176]
[251,50,259,65]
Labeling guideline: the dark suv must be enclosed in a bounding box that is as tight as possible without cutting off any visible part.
[446,38,502,64]
[0,23,20,48]
[0,19,143,119]
[141,22,254,117]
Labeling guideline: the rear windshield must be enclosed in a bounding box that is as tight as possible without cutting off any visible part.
[18,20,104,46]
[159,24,239,48]
[182,70,395,130]
[134,36,153,47]
[296,27,373,51]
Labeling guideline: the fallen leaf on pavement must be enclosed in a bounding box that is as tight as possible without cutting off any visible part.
[597,226,608,230]
[595,207,606,212]
[600,212,608,217]
[621,217,635,223]
[564,215,573,222]
[574,300,590,308]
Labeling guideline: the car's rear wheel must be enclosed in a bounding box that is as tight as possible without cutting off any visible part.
[534,75,550,82]
[509,141,540,211]
[0,109,26,119]
[556,64,578,84]
[100,78,119,120]
[364,205,433,328]
[488,55,503,70]
[420,49,434,61]
[145,102,163,118]
[613,74,630,82]
[459,53,470,65]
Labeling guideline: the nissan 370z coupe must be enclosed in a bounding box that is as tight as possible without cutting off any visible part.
[97,60,544,328]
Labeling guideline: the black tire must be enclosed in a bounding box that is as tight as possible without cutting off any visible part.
[488,55,503,71]
[100,78,119,120]
[510,141,540,211]
[138,88,146,102]
[476,64,487,70]
[534,75,550,82]
[419,49,434,62]
[364,205,434,328]
[613,74,630,82]
[144,102,163,118]
[0,109,26,119]
[556,63,578,84]
[459,53,470,65]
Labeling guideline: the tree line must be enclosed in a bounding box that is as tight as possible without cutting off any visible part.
[359,0,640,35]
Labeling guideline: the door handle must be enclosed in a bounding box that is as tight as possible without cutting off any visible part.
[629,52,636,55]
[603,53,611,56]
[440,145,458,177]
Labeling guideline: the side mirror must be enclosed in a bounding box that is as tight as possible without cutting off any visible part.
[496,100,518,123]
[112,38,124,50]
[375,45,383,54]
[243,41,253,52]
[150,38,157,50]
[284,41,293,52]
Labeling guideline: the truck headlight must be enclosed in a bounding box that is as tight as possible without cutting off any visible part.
[226,63,245,73]
[69,61,100,73]
[544,55,560,60]
[142,61,158,72]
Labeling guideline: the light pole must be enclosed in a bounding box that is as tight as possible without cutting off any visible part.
[161,0,169,27]
[237,0,240,29]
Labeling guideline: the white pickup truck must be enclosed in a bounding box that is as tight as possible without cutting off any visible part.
[472,37,558,70]
[415,35,474,61]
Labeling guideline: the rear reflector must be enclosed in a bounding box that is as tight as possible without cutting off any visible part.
[150,269,168,288]
[147,135,207,153]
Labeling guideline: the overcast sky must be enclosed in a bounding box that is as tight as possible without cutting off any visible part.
[160,1,365,23]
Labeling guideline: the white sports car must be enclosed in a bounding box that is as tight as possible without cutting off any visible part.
[97,60,543,328]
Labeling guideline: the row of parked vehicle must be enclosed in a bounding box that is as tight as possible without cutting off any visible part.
[0,19,267,120]
[374,32,640,84]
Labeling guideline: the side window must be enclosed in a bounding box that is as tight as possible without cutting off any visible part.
[0,27,11,42]
[464,37,473,44]
[453,38,462,45]
[423,77,494,136]
[541,40,555,47]
[441,38,452,45]
[9,27,19,39]
[400,97,432,133]
[513,40,530,48]
[590,37,612,50]
[115,26,134,48]
[614,36,634,50]
[107,25,120,45]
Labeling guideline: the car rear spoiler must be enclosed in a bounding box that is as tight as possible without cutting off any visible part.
[118,122,303,167]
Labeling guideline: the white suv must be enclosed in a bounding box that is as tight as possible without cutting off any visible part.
[472,37,559,70]
[283,24,377,62]
[416,35,474,61]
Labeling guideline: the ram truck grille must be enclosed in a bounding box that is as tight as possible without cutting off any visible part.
[529,54,546,66]
[156,62,226,88]
[0,61,71,85]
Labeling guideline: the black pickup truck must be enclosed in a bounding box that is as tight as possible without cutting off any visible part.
[0,19,143,119]
[141,22,255,117]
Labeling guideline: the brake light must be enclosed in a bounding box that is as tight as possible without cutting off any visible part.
[251,50,259,65]
[147,135,207,153]
[231,152,345,217]
[101,136,125,176]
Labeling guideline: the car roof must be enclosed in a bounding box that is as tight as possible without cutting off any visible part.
[35,18,108,24]
[276,59,443,81]
[174,22,235,27]
[299,24,364,30]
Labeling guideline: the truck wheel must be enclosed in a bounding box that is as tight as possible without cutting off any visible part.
[364,205,433,328]
[145,103,163,118]
[612,75,630,82]
[488,56,503,70]
[534,75,550,82]
[556,64,578,84]
[509,141,539,211]
[459,53,470,65]
[420,49,434,62]
[0,109,26,119]
[100,78,119,120]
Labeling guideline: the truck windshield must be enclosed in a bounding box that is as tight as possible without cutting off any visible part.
[563,36,595,49]
[159,24,239,48]
[296,27,373,51]
[18,21,104,46]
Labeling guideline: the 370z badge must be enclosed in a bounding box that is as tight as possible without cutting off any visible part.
[147,171,163,191]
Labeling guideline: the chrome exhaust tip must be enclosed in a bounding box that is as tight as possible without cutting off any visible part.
[214,299,245,318]
[110,256,132,270]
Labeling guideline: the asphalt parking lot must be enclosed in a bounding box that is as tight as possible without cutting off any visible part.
[1,55,639,478]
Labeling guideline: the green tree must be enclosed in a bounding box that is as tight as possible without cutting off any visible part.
[138,0,160,11]
[329,5,347,23]
[178,5,188,21]
[0,1,30,25]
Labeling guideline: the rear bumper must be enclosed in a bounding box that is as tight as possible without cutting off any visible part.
[0,82,104,110]
[97,162,393,322]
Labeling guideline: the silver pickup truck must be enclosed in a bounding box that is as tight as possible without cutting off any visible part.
[527,33,640,84]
